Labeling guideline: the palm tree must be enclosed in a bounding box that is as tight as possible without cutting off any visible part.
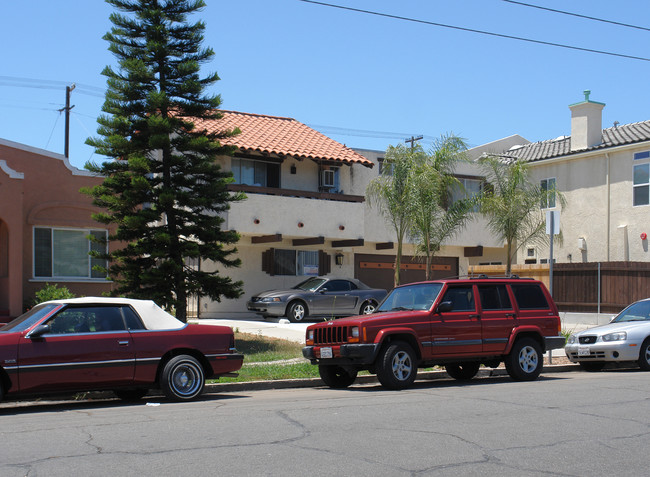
[479,155,565,275]
[409,134,475,279]
[366,143,424,286]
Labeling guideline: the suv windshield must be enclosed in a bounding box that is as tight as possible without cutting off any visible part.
[378,283,443,312]
[294,277,327,291]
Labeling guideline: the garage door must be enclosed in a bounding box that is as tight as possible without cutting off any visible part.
[354,254,459,291]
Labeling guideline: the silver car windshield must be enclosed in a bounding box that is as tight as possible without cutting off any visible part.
[294,277,327,291]
[377,283,443,312]
[612,300,650,322]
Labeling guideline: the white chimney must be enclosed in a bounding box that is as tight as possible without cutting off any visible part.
[569,90,605,152]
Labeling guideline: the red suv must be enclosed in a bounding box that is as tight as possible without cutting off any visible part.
[303,277,565,390]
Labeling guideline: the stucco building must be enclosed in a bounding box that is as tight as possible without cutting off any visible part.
[481,91,650,267]
[192,111,504,317]
[0,139,113,319]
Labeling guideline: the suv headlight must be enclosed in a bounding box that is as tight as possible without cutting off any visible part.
[602,331,627,342]
[567,334,577,344]
[348,326,360,343]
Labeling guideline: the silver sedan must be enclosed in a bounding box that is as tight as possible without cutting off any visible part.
[565,298,650,371]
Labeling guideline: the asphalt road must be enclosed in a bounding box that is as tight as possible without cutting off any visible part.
[2,369,649,476]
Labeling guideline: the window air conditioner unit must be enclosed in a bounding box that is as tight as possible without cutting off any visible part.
[321,169,335,188]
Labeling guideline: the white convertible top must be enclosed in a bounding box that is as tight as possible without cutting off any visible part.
[42,297,185,330]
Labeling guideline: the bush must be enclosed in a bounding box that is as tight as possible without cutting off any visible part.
[33,283,75,305]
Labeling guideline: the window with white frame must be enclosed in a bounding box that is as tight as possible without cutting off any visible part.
[273,249,319,276]
[540,177,557,209]
[633,151,650,206]
[231,157,280,188]
[34,227,108,279]
[450,177,483,211]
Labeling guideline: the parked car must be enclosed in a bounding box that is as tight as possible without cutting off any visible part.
[0,297,243,402]
[565,298,650,371]
[247,277,387,322]
[303,277,566,390]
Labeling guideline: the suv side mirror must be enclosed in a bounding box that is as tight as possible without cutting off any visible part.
[436,301,453,313]
[28,323,51,339]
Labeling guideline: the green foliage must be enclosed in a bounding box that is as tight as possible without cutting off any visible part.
[33,283,75,305]
[408,134,475,279]
[85,0,244,321]
[367,135,475,283]
[479,156,566,275]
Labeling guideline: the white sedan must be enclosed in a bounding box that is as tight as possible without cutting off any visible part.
[565,298,650,371]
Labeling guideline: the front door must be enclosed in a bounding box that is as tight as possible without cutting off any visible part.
[430,285,482,356]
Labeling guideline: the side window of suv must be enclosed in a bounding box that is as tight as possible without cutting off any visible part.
[478,285,512,310]
[441,286,475,311]
[511,284,549,310]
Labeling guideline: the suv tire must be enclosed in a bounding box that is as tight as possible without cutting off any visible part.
[505,338,543,381]
[376,341,417,390]
[445,362,480,381]
[319,365,358,388]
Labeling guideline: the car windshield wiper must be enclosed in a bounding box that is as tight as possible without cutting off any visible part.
[391,306,413,311]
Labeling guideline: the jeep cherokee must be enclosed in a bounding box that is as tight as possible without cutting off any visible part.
[302,277,566,390]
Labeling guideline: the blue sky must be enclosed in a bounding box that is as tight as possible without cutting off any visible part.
[2,0,650,169]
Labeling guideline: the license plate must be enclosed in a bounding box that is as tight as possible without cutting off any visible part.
[578,346,590,356]
[320,347,333,359]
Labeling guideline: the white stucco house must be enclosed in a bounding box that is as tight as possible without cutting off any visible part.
[190,110,505,317]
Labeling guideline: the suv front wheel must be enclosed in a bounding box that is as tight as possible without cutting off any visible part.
[505,338,543,381]
[376,341,418,390]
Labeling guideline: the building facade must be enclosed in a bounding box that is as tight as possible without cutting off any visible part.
[0,139,114,319]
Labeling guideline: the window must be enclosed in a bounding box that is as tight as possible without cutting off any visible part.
[540,178,556,209]
[633,151,650,206]
[450,177,483,212]
[441,286,475,312]
[273,249,320,276]
[511,284,549,310]
[320,167,340,191]
[34,227,107,279]
[231,157,280,188]
[478,285,512,310]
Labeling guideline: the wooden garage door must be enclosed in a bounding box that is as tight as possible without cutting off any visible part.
[354,254,459,291]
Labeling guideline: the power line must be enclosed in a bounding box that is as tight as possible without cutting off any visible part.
[502,0,650,33]
[0,76,105,97]
[298,0,650,62]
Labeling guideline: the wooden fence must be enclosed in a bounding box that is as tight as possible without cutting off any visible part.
[469,262,650,313]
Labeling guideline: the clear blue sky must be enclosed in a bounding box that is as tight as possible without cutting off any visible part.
[2,0,650,169]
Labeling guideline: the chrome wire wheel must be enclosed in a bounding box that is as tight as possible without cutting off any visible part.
[161,355,205,401]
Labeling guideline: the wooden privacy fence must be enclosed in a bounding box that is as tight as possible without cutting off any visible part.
[552,262,650,313]
[470,262,650,313]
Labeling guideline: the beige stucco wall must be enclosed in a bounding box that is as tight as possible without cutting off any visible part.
[521,144,650,264]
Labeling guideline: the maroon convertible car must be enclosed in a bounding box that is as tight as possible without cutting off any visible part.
[0,297,243,402]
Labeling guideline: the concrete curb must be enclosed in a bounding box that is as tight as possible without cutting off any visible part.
[204,363,581,394]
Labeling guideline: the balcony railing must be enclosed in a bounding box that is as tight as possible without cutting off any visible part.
[227,184,364,203]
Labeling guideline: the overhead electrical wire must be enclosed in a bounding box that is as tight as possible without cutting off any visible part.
[502,0,650,32]
[298,0,650,62]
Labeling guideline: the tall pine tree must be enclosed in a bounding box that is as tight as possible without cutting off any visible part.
[85,0,244,322]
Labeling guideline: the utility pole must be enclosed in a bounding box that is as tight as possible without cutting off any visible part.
[405,135,423,150]
[61,84,76,158]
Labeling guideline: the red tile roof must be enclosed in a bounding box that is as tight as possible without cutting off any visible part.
[190,110,374,168]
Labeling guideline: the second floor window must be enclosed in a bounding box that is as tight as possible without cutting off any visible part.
[634,151,650,206]
[540,178,556,209]
[231,158,280,188]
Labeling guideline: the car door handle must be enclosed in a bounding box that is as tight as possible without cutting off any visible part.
[506,313,516,318]
[469,314,480,319]
[118,340,130,346]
